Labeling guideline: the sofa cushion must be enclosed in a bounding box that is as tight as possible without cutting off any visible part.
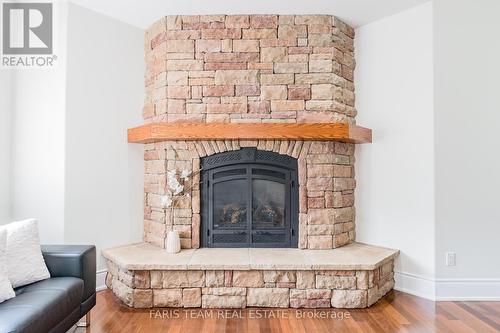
[0,277,83,333]
[1,219,50,288]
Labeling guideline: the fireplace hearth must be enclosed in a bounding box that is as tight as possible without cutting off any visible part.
[201,148,299,248]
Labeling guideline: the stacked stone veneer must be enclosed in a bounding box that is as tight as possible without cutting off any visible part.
[143,15,358,250]
[105,261,395,309]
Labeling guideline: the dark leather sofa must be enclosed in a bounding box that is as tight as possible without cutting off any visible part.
[0,245,96,333]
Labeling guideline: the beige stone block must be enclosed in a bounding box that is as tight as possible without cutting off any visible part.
[308,24,332,34]
[294,15,332,26]
[278,25,307,38]
[263,271,296,283]
[183,288,202,307]
[333,165,353,178]
[150,271,163,289]
[191,214,200,249]
[232,40,259,52]
[261,74,294,85]
[201,28,242,39]
[271,100,304,111]
[166,40,194,53]
[250,15,278,28]
[206,270,225,287]
[331,290,368,308]
[295,73,343,85]
[299,213,308,248]
[334,207,355,223]
[242,28,277,39]
[134,271,150,289]
[261,85,287,100]
[232,271,265,287]
[307,209,335,225]
[307,289,332,299]
[316,275,356,289]
[202,295,246,308]
[296,271,315,289]
[261,47,287,62]
[308,34,333,47]
[307,235,333,249]
[225,15,250,28]
[334,233,351,247]
[195,40,221,53]
[307,224,334,236]
[167,99,186,113]
[306,100,343,112]
[288,86,311,100]
[206,103,247,114]
[290,289,307,299]
[167,60,203,71]
[309,59,333,73]
[274,62,308,74]
[133,289,153,308]
[311,84,339,100]
[367,286,381,306]
[163,270,204,288]
[307,165,334,177]
[153,289,183,307]
[118,269,134,287]
[333,178,356,191]
[203,287,246,296]
[186,104,206,114]
[167,86,190,99]
[214,70,259,85]
[247,288,289,307]
[356,271,369,290]
[112,279,133,306]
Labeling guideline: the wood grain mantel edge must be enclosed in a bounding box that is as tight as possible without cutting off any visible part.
[128,123,372,144]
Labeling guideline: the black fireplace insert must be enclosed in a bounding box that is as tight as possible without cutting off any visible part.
[201,148,299,248]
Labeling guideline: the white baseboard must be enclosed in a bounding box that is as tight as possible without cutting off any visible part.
[96,269,108,291]
[435,278,500,301]
[394,271,500,301]
[394,271,435,300]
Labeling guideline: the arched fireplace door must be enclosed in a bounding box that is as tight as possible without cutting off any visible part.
[201,148,299,248]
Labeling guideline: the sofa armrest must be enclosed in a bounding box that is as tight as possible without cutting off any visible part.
[41,245,96,302]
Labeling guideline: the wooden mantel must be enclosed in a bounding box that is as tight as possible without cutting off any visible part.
[127,123,372,144]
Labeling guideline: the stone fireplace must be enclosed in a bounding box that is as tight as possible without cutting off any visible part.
[142,14,357,251]
[103,14,398,310]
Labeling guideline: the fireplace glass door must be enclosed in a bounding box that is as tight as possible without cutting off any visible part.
[201,148,298,248]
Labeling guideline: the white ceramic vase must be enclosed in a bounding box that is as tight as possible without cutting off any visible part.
[166,230,181,254]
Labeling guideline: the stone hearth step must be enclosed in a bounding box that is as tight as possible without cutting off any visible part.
[103,242,398,309]
[103,242,397,271]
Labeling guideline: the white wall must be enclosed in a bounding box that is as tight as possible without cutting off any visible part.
[434,0,500,300]
[10,1,68,243]
[0,71,13,225]
[355,3,435,299]
[64,3,144,273]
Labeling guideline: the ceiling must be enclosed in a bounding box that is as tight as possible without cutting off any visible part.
[69,0,430,29]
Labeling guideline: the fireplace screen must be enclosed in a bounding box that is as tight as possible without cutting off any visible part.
[201,148,298,248]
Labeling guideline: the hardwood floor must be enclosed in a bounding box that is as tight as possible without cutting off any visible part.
[77,290,500,333]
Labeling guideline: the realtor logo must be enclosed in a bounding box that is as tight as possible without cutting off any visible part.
[2,2,53,54]
[1,1,56,67]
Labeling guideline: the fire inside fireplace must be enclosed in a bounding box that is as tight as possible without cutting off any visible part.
[201,148,299,248]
